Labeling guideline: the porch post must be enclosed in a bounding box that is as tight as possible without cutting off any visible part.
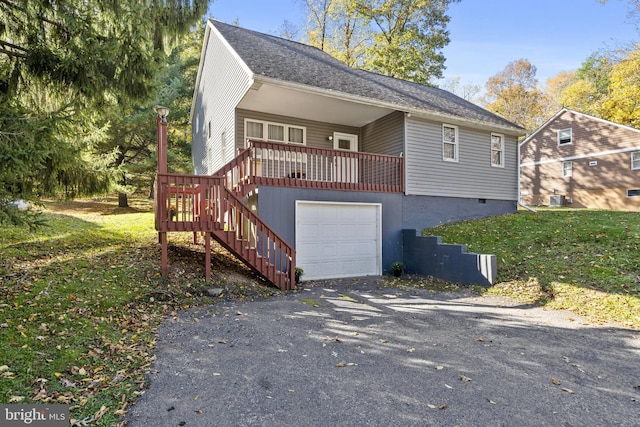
[154,105,169,175]
[154,106,170,278]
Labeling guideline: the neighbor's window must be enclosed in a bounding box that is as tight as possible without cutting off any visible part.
[245,119,306,145]
[558,128,572,145]
[562,160,573,177]
[628,189,640,197]
[632,151,640,170]
[442,124,458,162]
[491,133,504,167]
[207,120,212,140]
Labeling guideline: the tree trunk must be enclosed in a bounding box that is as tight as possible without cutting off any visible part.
[118,192,129,208]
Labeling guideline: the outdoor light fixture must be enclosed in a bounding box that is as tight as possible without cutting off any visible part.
[154,105,170,119]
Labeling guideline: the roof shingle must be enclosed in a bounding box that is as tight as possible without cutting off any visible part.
[211,19,523,131]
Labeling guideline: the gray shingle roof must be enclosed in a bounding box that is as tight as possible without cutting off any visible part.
[211,19,523,132]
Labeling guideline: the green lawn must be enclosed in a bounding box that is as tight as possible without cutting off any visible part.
[423,208,640,328]
[0,198,279,425]
[2,201,638,425]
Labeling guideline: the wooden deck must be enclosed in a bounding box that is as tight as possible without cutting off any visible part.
[155,141,404,289]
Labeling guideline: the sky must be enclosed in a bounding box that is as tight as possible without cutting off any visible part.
[207,0,639,89]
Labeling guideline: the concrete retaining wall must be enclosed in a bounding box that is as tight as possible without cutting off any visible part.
[402,230,496,286]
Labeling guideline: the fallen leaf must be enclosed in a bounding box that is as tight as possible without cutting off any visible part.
[474,337,484,342]
[406,347,415,353]
[459,375,472,382]
[427,404,436,409]
[488,399,496,405]
[439,404,448,409]
[562,388,575,394]
[332,337,342,343]
[9,396,24,403]
[195,409,203,414]
[444,384,453,389]
[435,366,444,370]
[379,339,388,343]
[551,377,561,385]
[335,362,346,367]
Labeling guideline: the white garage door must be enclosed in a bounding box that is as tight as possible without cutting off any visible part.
[296,201,381,280]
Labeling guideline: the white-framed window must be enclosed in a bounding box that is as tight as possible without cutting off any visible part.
[558,128,572,145]
[491,133,504,167]
[442,124,458,162]
[562,160,573,177]
[244,118,306,145]
[632,151,640,170]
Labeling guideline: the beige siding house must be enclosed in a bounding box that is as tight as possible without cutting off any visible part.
[520,109,640,211]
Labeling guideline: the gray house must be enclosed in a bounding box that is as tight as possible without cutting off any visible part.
[174,19,524,286]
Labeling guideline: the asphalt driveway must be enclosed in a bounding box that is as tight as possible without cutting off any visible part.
[125,278,639,426]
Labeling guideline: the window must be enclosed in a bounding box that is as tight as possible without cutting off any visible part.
[246,120,263,140]
[562,161,573,177]
[491,133,504,167]
[628,189,640,198]
[632,152,640,170]
[288,126,305,144]
[268,123,285,142]
[558,128,572,145]
[442,124,458,162]
[207,120,212,140]
[245,119,306,145]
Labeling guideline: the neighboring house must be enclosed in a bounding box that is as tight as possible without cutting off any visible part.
[159,19,524,287]
[520,108,640,211]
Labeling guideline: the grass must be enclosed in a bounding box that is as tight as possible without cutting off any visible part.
[2,201,639,425]
[0,198,281,426]
[423,208,640,328]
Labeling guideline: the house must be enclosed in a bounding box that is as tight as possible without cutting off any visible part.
[156,19,524,289]
[520,108,640,211]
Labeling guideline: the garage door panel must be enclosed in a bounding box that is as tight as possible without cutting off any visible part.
[296,202,381,280]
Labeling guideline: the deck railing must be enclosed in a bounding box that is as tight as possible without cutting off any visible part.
[155,172,295,290]
[247,140,404,193]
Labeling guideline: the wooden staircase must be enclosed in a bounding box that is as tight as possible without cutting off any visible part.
[155,169,296,290]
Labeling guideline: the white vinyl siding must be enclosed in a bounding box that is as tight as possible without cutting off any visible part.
[405,118,518,200]
[192,23,253,175]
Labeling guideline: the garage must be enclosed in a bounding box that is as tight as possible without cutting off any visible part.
[295,201,382,280]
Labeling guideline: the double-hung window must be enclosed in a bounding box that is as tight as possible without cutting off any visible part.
[632,151,640,170]
[562,161,573,177]
[491,133,504,167]
[245,119,306,145]
[558,128,572,145]
[442,124,458,162]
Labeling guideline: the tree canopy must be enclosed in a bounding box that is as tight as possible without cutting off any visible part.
[483,59,547,133]
[0,0,208,102]
[303,0,460,84]
[0,0,207,226]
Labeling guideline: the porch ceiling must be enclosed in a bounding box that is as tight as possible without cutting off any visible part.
[237,83,395,127]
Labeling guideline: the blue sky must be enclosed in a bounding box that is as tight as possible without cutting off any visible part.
[207,0,638,88]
